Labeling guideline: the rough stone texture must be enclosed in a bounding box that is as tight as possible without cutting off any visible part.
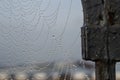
[109,24,120,61]
[81,0,104,25]
[81,0,120,61]
[81,0,106,61]
[108,0,120,24]
[81,25,107,60]
[81,0,120,80]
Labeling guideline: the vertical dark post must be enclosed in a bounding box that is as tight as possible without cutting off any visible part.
[81,0,120,80]
[96,61,116,80]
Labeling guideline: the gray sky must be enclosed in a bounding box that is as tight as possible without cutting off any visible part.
[0,0,83,66]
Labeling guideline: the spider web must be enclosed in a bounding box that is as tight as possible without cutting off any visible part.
[0,0,94,79]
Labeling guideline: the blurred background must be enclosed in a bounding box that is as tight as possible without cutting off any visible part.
[0,0,120,80]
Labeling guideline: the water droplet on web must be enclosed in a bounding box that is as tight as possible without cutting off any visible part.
[0,0,95,79]
[52,35,55,37]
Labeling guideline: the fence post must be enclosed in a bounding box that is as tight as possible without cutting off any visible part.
[81,0,120,80]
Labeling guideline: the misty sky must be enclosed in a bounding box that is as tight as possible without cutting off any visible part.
[0,0,83,66]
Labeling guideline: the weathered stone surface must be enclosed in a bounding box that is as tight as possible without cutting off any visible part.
[81,0,103,25]
[82,24,120,61]
[108,0,120,24]
[81,0,120,80]
[81,25,107,60]
[109,24,120,61]
[81,0,120,61]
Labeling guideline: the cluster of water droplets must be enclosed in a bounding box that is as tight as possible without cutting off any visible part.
[0,0,95,80]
